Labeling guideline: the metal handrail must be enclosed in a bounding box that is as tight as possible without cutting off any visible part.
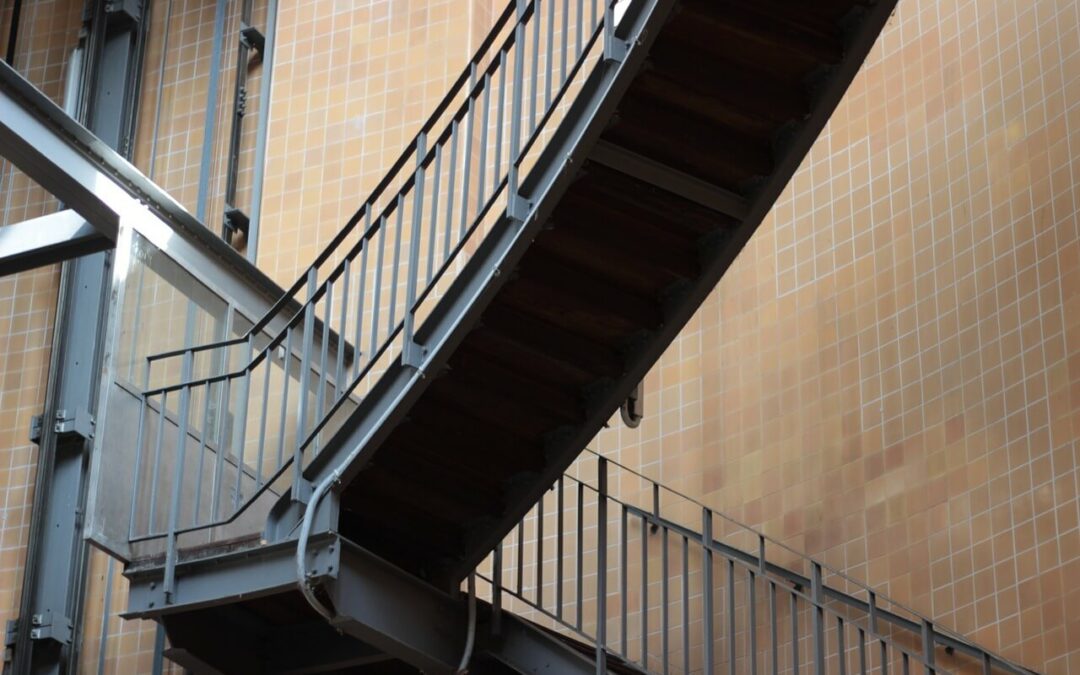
[129,0,622,603]
[479,450,1035,675]
[573,449,1035,674]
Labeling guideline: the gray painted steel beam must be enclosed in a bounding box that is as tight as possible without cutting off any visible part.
[588,139,750,220]
[484,612,605,675]
[124,535,340,618]
[0,209,111,276]
[329,542,467,675]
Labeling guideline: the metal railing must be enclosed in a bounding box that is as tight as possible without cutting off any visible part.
[127,0,625,597]
[476,450,1037,675]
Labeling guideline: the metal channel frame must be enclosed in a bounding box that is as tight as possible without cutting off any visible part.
[6,2,149,672]
[0,209,111,276]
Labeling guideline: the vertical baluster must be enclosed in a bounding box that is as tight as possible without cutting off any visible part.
[354,210,371,379]
[703,508,714,675]
[128,391,148,538]
[294,270,316,496]
[164,350,194,601]
[557,476,565,621]
[682,535,690,675]
[838,617,847,675]
[641,512,648,668]
[389,196,404,333]
[858,628,867,675]
[493,542,503,634]
[770,580,778,675]
[545,0,554,109]
[460,63,477,238]
[576,479,584,630]
[812,562,825,675]
[535,490,544,607]
[729,559,736,675]
[517,520,525,596]
[880,639,889,675]
[404,133,427,367]
[253,344,271,487]
[903,652,910,675]
[921,620,935,675]
[477,74,491,213]
[750,570,758,675]
[191,379,213,527]
[575,0,583,58]
[274,328,293,483]
[560,0,569,85]
[444,121,459,262]
[426,144,441,286]
[596,456,608,675]
[356,211,373,380]
[982,653,992,675]
[621,503,628,657]
[662,524,669,675]
[494,52,506,180]
[529,0,540,134]
[370,215,387,357]
[316,280,333,424]
[148,390,169,533]
[508,2,526,212]
[335,259,349,400]
[791,592,799,675]
[210,355,236,523]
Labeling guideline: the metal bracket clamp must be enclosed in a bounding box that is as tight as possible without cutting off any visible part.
[28,415,43,445]
[604,39,629,64]
[5,612,74,648]
[401,341,429,371]
[53,408,95,441]
[507,194,532,224]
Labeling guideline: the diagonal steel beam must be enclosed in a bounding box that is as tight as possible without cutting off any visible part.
[0,209,111,276]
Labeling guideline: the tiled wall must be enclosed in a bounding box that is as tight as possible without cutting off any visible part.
[591,0,1080,672]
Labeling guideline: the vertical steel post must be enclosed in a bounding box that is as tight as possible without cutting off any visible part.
[661,524,669,675]
[791,593,799,675]
[493,543,503,634]
[702,508,714,675]
[163,349,195,601]
[728,560,736,675]
[811,562,825,675]
[749,571,758,675]
[508,0,528,221]
[596,456,608,675]
[921,620,935,675]
[403,132,427,367]
[293,270,317,501]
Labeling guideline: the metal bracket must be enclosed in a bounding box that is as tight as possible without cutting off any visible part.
[507,194,532,223]
[28,415,43,445]
[53,408,94,441]
[7,612,74,647]
[401,340,429,371]
[603,39,628,64]
[104,0,141,25]
[223,205,251,238]
[240,24,266,57]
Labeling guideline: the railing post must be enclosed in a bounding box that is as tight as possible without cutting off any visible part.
[507,0,529,223]
[163,348,194,603]
[921,620,935,675]
[493,543,503,635]
[702,507,714,675]
[596,456,608,674]
[811,562,826,675]
[403,132,427,369]
[292,269,317,503]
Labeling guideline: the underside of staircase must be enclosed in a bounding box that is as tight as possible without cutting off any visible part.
[116,0,923,672]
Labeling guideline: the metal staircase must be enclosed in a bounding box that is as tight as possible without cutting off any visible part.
[76,0,1038,672]
[473,450,1036,675]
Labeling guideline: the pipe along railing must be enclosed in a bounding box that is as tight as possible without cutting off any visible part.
[127,0,628,600]
[476,450,1037,675]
